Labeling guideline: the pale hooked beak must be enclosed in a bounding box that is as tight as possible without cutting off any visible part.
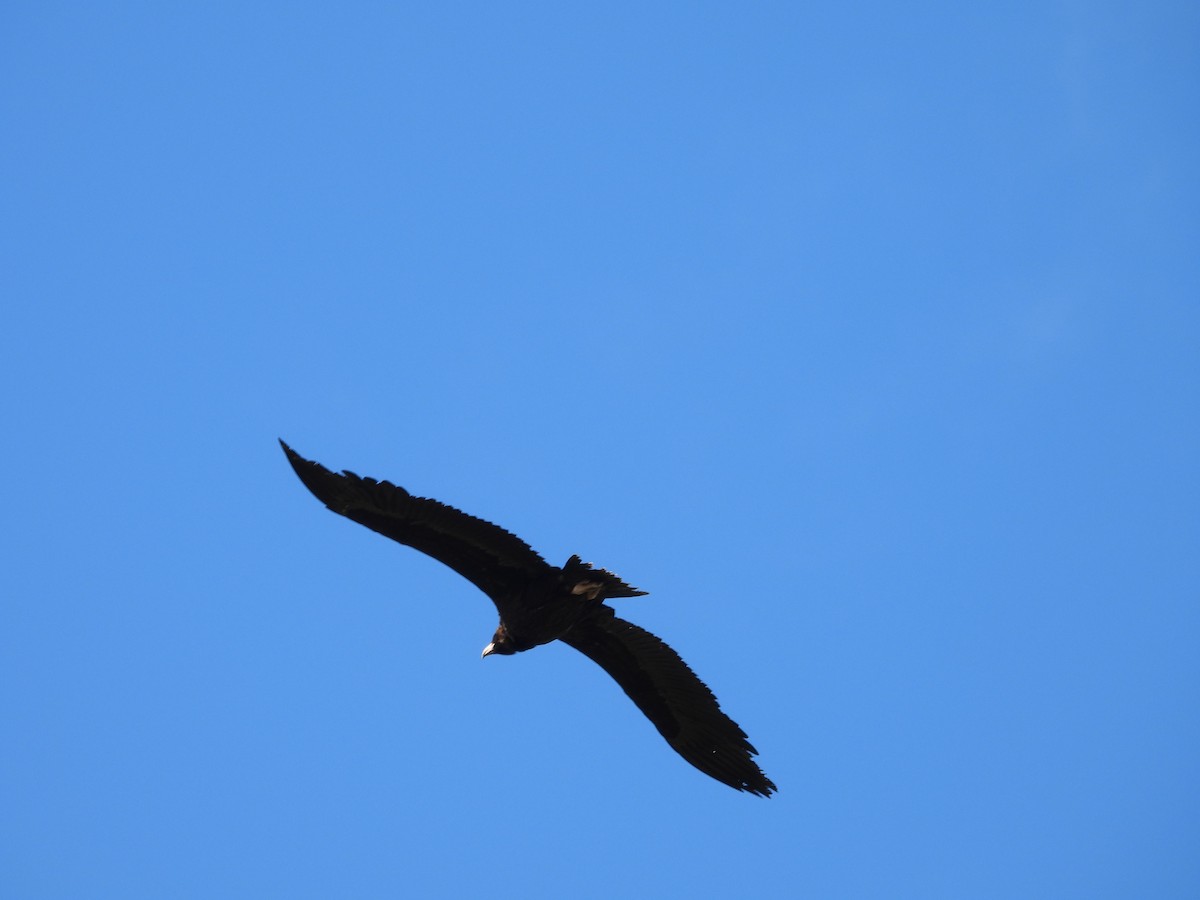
[481,642,496,659]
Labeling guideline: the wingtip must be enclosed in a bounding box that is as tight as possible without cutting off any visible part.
[278,439,307,469]
[748,777,778,798]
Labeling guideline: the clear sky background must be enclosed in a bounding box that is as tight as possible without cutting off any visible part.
[2,3,1197,898]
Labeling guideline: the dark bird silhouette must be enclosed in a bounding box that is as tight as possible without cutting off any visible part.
[280,440,776,797]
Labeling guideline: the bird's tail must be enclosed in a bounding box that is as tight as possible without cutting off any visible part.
[561,554,647,599]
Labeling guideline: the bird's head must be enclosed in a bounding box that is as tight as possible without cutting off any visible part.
[481,624,517,659]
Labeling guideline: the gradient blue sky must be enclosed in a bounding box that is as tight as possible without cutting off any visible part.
[2,3,1197,898]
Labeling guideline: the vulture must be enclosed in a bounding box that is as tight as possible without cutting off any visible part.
[280,440,775,797]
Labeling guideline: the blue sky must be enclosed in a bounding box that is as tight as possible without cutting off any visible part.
[2,2,1197,897]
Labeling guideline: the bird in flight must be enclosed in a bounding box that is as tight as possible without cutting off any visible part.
[280,440,776,796]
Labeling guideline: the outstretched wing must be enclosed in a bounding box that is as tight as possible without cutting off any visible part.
[560,608,776,796]
[280,441,552,609]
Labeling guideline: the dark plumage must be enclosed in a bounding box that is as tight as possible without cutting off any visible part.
[280,440,776,797]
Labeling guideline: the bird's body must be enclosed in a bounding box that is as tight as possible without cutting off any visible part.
[280,440,775,797]
[479,553,643,654]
